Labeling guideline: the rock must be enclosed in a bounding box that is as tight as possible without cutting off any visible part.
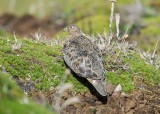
[114,84,122,93]
[124,99,137,112]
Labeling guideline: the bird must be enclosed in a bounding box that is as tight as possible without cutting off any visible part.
[63,25,107,96]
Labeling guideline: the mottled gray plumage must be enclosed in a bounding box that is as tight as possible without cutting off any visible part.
[63,25,107,96]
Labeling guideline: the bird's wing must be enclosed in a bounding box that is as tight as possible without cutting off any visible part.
[63,39,105,80]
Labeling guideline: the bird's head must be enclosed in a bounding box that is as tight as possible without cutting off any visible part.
[64,25,82,37]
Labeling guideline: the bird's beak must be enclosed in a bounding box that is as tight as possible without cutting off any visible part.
[63,27,68,32]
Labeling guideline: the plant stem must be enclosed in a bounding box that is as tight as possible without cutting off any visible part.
[108,0,116,44]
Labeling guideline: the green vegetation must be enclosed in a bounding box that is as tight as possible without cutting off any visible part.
[126,54,160,84]
[0,72,54,114]
[0,30,159,93]
[106,48,160,92]
[0,35,88,92]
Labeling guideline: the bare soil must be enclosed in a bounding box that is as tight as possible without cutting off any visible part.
[13,75,160,114]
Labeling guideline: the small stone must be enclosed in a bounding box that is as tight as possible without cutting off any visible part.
[114,84,122,93]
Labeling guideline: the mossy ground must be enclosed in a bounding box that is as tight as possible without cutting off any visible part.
[0,35,88,92]
[0,30,159,94]
[105,44,160,92]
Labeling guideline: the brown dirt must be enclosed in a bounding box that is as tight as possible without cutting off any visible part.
[13,76,160,114]
[0,13,65,37]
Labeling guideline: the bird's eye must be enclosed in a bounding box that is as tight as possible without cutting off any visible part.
[70,25,75,29]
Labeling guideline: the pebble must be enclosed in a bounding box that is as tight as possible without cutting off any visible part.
[114,84,122,93]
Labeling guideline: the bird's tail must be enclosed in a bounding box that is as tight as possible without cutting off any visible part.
[87,78,107,96]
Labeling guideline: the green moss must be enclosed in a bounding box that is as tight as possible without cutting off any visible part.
[107,71,135,92]
[125,54,160,85]
[105,50,160,93]
[0,33,159,94]
[0,37,64,90]
[0,36,88,92]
